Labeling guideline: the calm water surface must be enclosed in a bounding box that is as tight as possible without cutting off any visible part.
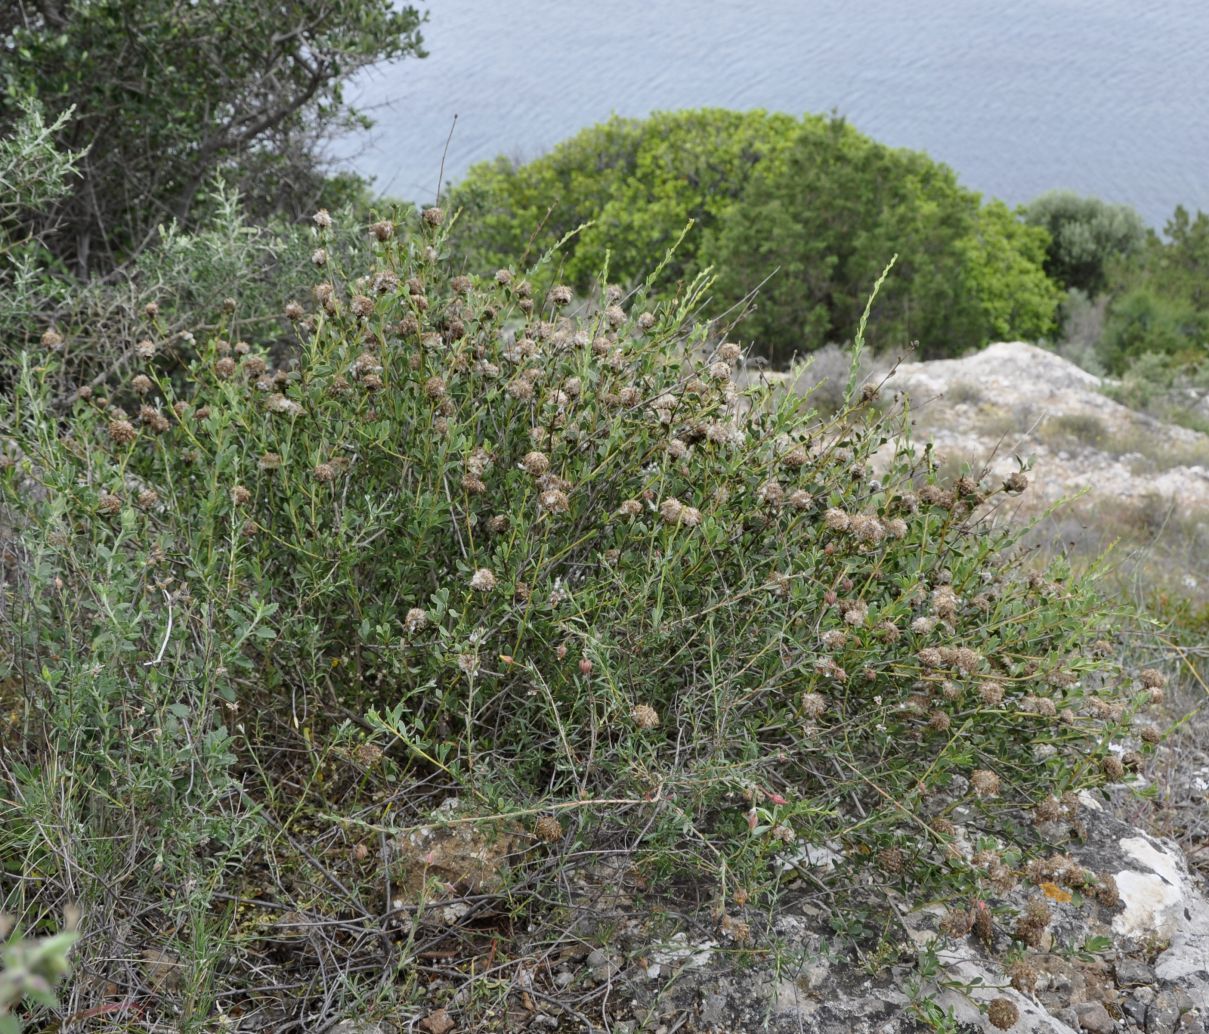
[335,0,1209,227]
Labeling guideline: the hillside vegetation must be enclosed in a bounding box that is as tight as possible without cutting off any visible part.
[0,11,1199,1029]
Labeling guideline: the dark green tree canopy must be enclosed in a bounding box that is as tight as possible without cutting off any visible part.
[0,0,427,274]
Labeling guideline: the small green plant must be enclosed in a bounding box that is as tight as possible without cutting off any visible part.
[0,916,78,1034]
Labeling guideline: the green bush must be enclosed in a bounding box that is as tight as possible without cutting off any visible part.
[1022,191,1147,295]
[0,0,426,274]
[448,109,1061,362]
[2,206,1149,1024]
[1097,206,1209,374]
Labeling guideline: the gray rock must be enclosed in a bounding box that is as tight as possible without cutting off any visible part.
[700,992,728,1026]
[1076,1001,1116,1034]
[585,948,608,969]
[1148,990,1192,1034]
[1176,1015,1206,1034]
[1117,960,1158,988]
[1126,998,1152,1026]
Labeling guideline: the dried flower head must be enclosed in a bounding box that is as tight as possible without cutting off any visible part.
[495,268,513,285]
[1003,471,1029,494]
[987,997,1019,1030]
[719,341,742,363]
[970,769,1001,798]
[632,703,660,729]
[422,206,444,227]
[539,488,569,513]
[637,311,656,331]
[108,418,137,445]
[370,220,394,242]
[139,405,169,433]
[284,301,304,321]
[215,357,236,379]
[823,508,850,532]
[137,488,160,509]
[312,209,333,229]
[313,462,336,483]
[230,485,251,506]
[41,328,64,350]
[522,451,550,477]
[97,492,122,516]
[534,816,563,843]
[469,568,496,592]
[801,692,827,719]
[135,338,156,359]
[548,284,573,306]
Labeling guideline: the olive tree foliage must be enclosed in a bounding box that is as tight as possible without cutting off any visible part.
[0,0,427,275]
[1022,190,1147,295]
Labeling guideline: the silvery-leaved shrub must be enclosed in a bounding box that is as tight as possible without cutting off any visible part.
[3,204,1153,938]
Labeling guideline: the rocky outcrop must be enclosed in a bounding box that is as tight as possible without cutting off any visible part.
[883,342,1209,510]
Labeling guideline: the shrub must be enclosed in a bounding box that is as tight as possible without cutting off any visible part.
[449,109,1061,363]
[0,0,427,274]
[2,209,1148,1025]
[1022,191,1147,295]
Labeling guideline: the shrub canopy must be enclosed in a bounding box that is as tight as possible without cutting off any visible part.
[448,110,1060,361]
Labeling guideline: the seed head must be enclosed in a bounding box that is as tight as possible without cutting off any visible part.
[970,769,1000,798]
[404,607,427,633]
[659,498,684,524]
[605,304,625,328]
[285,301,304,321]
[987,997,1019,1030]
[108,418,137,445]
[539,488,569,513]
[313,463,336,483]
[140,405,169,433]
[312,209,333,229]
[470,568,496,592]
[215,357,236,379]
[422,206,444,227]
[618,499,642,518]
[708,361,731,381]
[41,328,64,350]
[1003,471,1028,493]
[370,220,394,242]
[351,295,374,319]
[801,693,827,719]
[522,451,550,477]
[823,508,850,532]
[631,704,659,730]
[144,301,159,319]
[534,816,563,843]
[135,338,156,359]
[311,248,328,267]
[495,268,513,285]
[637,312,656,331]
[230,485,251,506]
[97,492,122,516]
[1140,668,1166,689]
[137,488,159,509]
